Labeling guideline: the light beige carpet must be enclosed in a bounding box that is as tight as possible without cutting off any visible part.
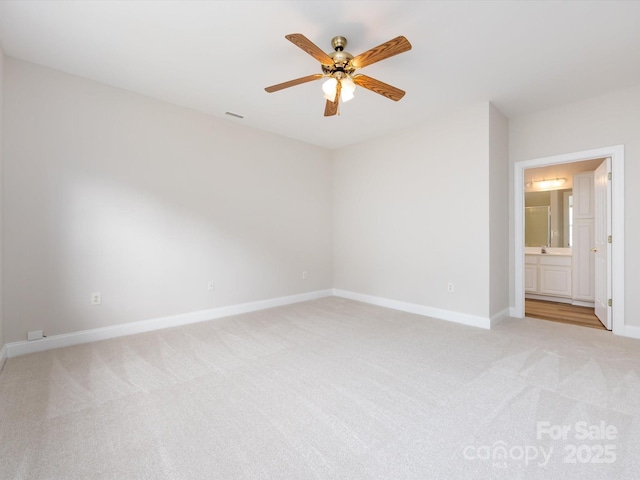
[1,297,639,479]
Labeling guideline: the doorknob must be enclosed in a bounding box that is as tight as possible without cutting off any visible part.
[590,248,598,253]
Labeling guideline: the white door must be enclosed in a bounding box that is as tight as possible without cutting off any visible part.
[594,158,611,329]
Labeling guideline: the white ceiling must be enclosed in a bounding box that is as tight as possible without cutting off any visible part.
[1,1,639,150]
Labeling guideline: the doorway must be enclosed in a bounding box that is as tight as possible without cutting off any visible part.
[523,158,602,328]
[513,145,625,334]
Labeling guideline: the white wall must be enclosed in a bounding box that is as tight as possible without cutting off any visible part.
[489,104,509,317]
[0,45,4,353]
[7,49,635,348]
[333,102,499,319]
[509,84,640,326]
[3,58,333,343]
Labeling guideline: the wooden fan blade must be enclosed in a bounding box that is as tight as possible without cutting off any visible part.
[353,74,406,101]
[324,99,338,117]
[324,80,341,117]
[285,33,334,66]
[265,74,324,93]
[351,36,412,69]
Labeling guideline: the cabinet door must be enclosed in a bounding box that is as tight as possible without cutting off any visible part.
[540,265,572,297]
[524,265,538,293]
[573,172,594,219]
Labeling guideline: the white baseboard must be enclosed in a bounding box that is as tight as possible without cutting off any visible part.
[333,289,491,329]
[572,301,595,308]
[621,325,640,340]
[5,289,333,358]
[525,294,573,304]
[0,344,7,372]
[7,288,636,359]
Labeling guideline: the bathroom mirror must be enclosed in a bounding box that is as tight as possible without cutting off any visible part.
[525,206,550,247]
[524,189,572,247]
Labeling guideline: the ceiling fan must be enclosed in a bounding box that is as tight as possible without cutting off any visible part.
[265,33,412,116]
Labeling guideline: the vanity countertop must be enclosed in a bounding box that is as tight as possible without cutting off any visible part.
[525,247,572,256]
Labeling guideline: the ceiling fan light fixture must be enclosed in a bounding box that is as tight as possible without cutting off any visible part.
[340,77,356,102]
[322,77,356,102]
[322,78,338,100]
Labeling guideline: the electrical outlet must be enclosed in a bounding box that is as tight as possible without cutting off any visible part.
[302,271,308,280]
[28,330,43,341]
[91,292,102,305]
[447,282,454,293]
[207,280,215,291]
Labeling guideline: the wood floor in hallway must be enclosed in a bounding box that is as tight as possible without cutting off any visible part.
[525,298,607,330]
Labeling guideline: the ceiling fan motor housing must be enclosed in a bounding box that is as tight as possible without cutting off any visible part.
[322,36,355,77]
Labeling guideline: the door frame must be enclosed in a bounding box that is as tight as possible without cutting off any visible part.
[513,145,624,335]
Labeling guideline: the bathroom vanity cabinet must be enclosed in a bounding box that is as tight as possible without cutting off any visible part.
[525,253,572,299]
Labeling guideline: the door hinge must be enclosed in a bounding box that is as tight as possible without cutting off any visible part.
[608,172,612,181]
[608,299,612,307]
[608,235,612,243]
